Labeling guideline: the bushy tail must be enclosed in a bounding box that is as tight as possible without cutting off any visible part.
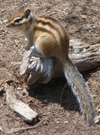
[62,59,95,126]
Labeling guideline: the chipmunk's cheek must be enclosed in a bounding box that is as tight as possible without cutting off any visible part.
[18,24,27,31]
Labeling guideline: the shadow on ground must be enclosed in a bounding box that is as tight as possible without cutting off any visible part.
[28,77,80,113]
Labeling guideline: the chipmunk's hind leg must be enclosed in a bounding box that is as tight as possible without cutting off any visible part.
[35,33,57,58]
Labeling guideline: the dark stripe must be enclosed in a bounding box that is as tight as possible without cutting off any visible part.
[45,17,66,34]
[45,17,69,48]
[45,17,69,46]
[37,19,64,45]
[35,26,57,43]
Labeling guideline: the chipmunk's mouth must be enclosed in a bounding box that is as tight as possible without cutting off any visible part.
[7,22,13,27]
[7,23,11,27]
[7,22,16,28]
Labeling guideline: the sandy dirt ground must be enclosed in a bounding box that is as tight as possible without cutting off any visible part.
[0,0,100,134]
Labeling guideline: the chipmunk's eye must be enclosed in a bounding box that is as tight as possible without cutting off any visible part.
[14,18,22,23]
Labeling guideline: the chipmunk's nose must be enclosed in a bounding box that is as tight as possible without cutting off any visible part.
[6,19,14,27]
[7,23,11,27]
[7,22,14,27]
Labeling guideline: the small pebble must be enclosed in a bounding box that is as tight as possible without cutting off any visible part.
[17,87,22,90]
[25,38,28,41]
[3,19,8,24]
[87,24,91,28]
[1,9,5,12]
[0,104,3,107]
[64,121,68,124]
[92,94,97,98]
[81,15,87,19]
[2,40,5,43]
[43,121,48,125]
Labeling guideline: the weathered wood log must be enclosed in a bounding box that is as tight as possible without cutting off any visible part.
[5,83,38,122]
[69,39,100,71]
[20,39,100,85]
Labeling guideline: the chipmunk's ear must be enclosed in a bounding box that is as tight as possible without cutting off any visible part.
[24,9,31,18]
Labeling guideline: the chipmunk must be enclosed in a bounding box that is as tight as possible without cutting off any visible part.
[7,9,95,126]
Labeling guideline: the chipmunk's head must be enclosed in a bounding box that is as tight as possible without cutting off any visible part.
[7,9,34,31]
